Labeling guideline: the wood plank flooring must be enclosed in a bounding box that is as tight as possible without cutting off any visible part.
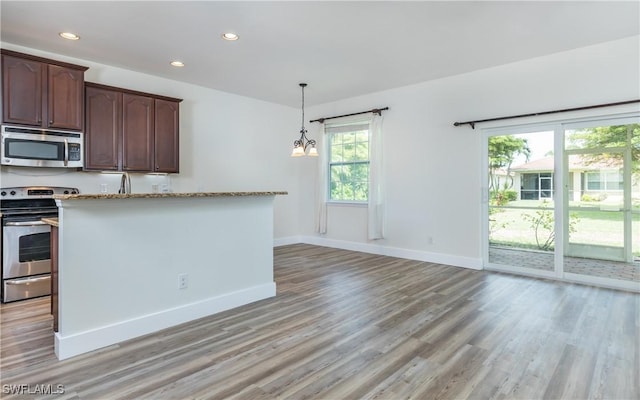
[1,244,638,399]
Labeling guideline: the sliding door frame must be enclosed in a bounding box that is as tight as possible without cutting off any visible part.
[482,122,560,281]
[482,112,640,292]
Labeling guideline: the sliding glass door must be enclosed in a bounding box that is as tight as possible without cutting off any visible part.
[486,129,556,275]
[563,121,639,284]
[484,117,640,290]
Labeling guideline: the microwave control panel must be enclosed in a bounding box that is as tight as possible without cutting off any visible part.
[68,143,81,161]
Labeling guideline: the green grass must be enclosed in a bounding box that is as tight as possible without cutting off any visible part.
[489,204,640,253]
[571,210,624,221]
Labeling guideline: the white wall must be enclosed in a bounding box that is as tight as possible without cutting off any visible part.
[299,35,640,267]
[2,37,639,263]
[0,43,302,238]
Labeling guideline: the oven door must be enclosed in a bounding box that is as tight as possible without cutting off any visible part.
[2,220,51,279]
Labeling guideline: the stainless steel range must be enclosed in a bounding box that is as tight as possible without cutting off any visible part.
[1,186,78,302]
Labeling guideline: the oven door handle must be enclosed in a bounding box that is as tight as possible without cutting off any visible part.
[64,138,69,167]
[5,221,47,226]
[6,276,50,285]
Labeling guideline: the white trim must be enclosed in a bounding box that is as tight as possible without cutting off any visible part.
[562,272,640,293]
[554,123,564,279]
[562,115,640,130]
[300,236,482,270]
[479,110,640,132]
[326,201,368,207]
[54,282,276,360]
[274,236,302,247]
[485,263,558,281]
[480,136,490,272]
[486,265,639,293]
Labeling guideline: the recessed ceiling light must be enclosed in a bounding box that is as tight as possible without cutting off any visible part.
[59,32,80,40]
[221,32,239,41]
[170,61,185,67]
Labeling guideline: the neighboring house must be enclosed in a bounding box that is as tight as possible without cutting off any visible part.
[511,157,555,200]
[510,156,628,202]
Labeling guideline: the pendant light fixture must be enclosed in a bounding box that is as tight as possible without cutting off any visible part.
[291,83,318,157]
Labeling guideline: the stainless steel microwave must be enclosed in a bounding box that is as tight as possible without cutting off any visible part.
[1,125,83,168]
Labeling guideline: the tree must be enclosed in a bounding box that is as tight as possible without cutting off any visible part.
[488,135,531,196]
[566,124,640,171]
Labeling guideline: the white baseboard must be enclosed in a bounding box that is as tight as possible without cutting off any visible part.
[274,236,302,247]
[55,282,276,360]
[278,235,482,270]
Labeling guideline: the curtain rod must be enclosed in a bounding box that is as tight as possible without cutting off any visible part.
[453,99,640,129]
[310,107,389,124]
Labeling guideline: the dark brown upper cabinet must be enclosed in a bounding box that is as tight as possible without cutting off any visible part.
[84,82,181,173]
[1,49,87,131]
[154,99,180,173]
[122,93,154,172]
[85,85,121,171]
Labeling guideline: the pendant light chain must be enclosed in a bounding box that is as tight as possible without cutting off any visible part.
[291,82,317,157]
[301,84,305,132]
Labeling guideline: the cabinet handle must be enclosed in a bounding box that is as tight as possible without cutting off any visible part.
[49,120,53,124]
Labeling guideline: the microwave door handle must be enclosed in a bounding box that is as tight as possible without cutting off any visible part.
[64,139,69,167]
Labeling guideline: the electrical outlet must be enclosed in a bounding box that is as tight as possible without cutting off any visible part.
[178,273,188,289]
[427,236,434,245]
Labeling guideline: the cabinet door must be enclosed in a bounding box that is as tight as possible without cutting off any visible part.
[47,65,84,130]
[2,55,44,126]
[154,99,180,173]
[85,86,121,171]
[122,93,154,171]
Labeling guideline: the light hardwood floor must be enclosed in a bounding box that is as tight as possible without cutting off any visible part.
[1,244,638,399]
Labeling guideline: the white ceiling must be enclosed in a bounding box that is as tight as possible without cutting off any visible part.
[1,1,638,107]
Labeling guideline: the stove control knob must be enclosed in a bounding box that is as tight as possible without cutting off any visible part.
[63,190,70,194]
[0,191,6,196]
[10,190,16,196]
[71,189,78,194]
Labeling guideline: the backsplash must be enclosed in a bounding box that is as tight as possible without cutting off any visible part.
[0,166,173,194]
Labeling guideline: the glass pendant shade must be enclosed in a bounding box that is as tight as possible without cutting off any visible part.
[308,146,318,156]
[291,146,305,157]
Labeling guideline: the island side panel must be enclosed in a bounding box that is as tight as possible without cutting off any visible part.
[55,195,276,360]
[50,224,59,332]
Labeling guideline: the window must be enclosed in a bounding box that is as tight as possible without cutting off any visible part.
[520,173,554,200]
[327,122,370,202]
[586,172,601,190]
[585,170,623,191]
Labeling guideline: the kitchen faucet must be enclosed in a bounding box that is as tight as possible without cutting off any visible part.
[118,172,131,194]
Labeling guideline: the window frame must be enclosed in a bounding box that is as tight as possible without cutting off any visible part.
[326,124,371,204]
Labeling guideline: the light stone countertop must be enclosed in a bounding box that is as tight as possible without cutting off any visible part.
[41,217,59,227]
[53,191,288,200]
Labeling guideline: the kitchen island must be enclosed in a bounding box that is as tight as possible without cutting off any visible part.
[51,191,286,360]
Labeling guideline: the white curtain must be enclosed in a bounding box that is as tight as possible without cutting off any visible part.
[315,114,385,238]
[314,122,328,234]
[368,114,385,240]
